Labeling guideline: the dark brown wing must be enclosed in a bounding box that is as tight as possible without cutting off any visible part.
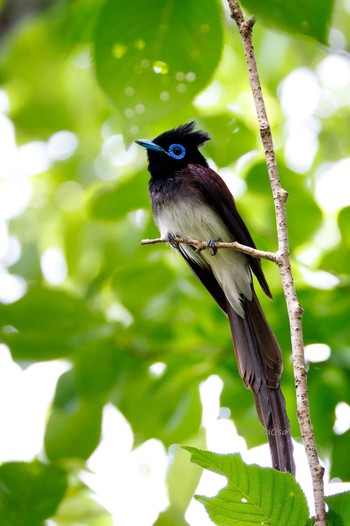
[184,164,272,298]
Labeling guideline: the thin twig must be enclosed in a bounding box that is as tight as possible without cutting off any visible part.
[141,236,279,263]
[227,1,327,524]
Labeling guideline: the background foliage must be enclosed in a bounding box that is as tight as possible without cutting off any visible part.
[0,0,350,524]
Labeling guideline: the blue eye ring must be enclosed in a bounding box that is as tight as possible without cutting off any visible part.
[168,143,186,159]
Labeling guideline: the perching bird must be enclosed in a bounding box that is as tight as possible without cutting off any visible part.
[136,122,295,474]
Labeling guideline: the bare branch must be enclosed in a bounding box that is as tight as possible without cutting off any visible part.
[141,236,279,263]
[228,1,327,524]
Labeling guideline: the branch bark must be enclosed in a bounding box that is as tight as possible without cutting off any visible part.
[227,1,327,524]
[141,236,279,263]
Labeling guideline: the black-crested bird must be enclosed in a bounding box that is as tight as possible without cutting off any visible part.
[136,122,295,474]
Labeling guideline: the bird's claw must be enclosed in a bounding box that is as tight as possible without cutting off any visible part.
[206,237,221,256]
[166,233,179,249]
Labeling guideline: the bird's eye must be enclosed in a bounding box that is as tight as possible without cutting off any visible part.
[168,143,186,159]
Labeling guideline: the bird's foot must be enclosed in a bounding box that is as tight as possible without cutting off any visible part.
[166,233,180,249]
[206,237,221,256]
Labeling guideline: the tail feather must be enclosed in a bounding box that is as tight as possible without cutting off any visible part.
[227,292,295,475]
[267,388,295,474]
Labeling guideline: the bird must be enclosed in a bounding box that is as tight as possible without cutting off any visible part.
[136,121,295,474]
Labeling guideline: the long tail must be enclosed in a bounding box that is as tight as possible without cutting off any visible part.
[227,290,295,475]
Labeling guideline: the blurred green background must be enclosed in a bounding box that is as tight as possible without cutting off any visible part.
[0,0,349,524]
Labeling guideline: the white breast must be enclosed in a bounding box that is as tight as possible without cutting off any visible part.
[155,198,252,317]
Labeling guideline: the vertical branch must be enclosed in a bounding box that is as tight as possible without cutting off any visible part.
[227,1,327,524]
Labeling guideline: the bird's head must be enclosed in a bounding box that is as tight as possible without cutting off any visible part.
[136,121,210,179]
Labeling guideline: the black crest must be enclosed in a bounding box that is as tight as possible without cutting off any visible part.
[153,121,210,148]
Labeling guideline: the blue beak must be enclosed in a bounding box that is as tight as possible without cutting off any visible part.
[135,139,169,155]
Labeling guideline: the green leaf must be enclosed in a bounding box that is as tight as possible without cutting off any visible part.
[45,370,103,461]
[62,0,104,47]
[74,341,122,399]
[330,431,350,481]
[320,246,350,277]
[198,114,256,167]
[113,353,202,447]
[166,439,205,514]
[241,0,334,44]
[111,260,176,312]
[0,461,67,526]
[0,286,107,361]
[155,509,189,526]
[306,365,348,460]
[88,172,149,220]
[300,286,350,355]
[2,15,107,146]
[326,492,350,526]
[93,0,223,134]
[185,448,309,526]
[246,162,323,249]
[51,479,113,525]
[320,207,350,277]
[338,206,350,245]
